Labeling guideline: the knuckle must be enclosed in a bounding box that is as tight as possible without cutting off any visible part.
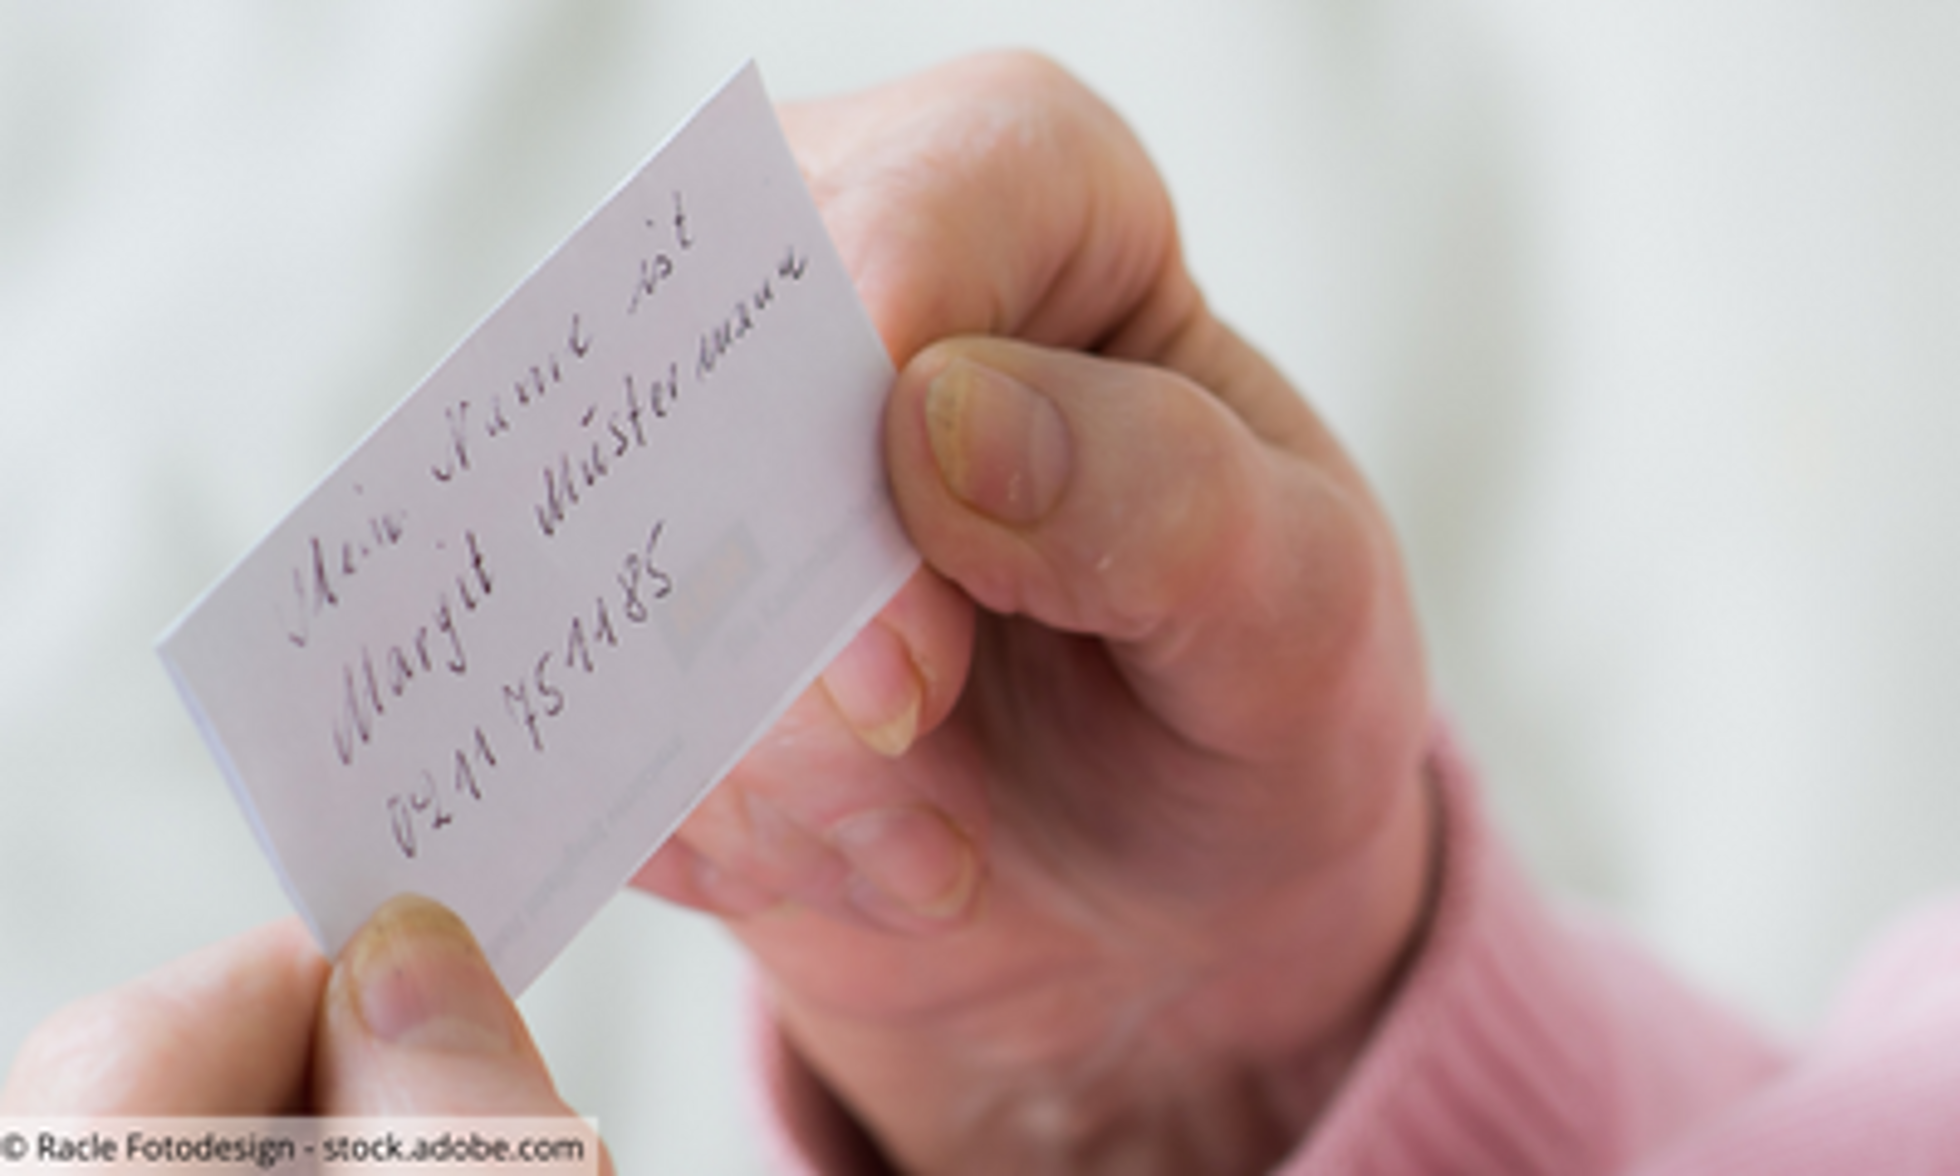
[942,50,1119,177]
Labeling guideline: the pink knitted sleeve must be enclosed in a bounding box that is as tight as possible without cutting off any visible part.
[1282,727,1786,1174]
[1628,898,1960,1174]
[750,726,1960,1173]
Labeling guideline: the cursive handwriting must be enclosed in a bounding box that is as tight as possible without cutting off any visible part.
[533,363,679,540]
[429,313,594,485]
[383,520,673,862]
[299,217,820,861]
[280,487,409,649]
[530,244,811,541]
[627,191,696,316]
[330,530,495,768]
[696,245,808,381]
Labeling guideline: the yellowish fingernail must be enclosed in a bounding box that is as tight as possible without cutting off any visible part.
[858,697,919,759]
[925,357,1072,526]
[338,894,516,1056]
[822,621,925,759]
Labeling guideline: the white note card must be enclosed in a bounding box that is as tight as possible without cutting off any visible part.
[159,63,917,993]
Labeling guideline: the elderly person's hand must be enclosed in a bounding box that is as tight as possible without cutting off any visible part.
[632,52,1437,1175]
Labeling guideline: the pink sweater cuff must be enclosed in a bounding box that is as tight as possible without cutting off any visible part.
[1282,725,1784,1174]
[747,723,1788,1173]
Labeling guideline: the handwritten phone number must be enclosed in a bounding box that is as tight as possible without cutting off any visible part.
[384,519,674,861]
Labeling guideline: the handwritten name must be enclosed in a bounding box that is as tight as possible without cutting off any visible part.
[533,362,679,539]
[696,245,808,381]
[330,530,495,768]
[528,244,811,541]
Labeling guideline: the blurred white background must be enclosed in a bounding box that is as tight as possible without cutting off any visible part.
[5,2,1959,1170]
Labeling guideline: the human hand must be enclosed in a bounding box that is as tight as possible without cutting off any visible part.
[631,52,1437,1175]
[2,897,608,1171]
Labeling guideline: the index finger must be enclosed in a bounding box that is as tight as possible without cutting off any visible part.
[783,52,1185,365]
[785,51,1336,475]
[1,920,326,1115]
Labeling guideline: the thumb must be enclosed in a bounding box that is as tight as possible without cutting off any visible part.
[888,335,1406,764]
[313,895,589,1124]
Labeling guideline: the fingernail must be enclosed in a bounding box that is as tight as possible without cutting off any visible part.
[926,357,1072,526]
[822,621,924,758]
[340,894,516,1056]
[830,806,979,922]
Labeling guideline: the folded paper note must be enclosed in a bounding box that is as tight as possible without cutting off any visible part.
[159,62,916,993]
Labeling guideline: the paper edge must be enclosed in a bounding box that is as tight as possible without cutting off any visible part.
[156,650,329,949]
